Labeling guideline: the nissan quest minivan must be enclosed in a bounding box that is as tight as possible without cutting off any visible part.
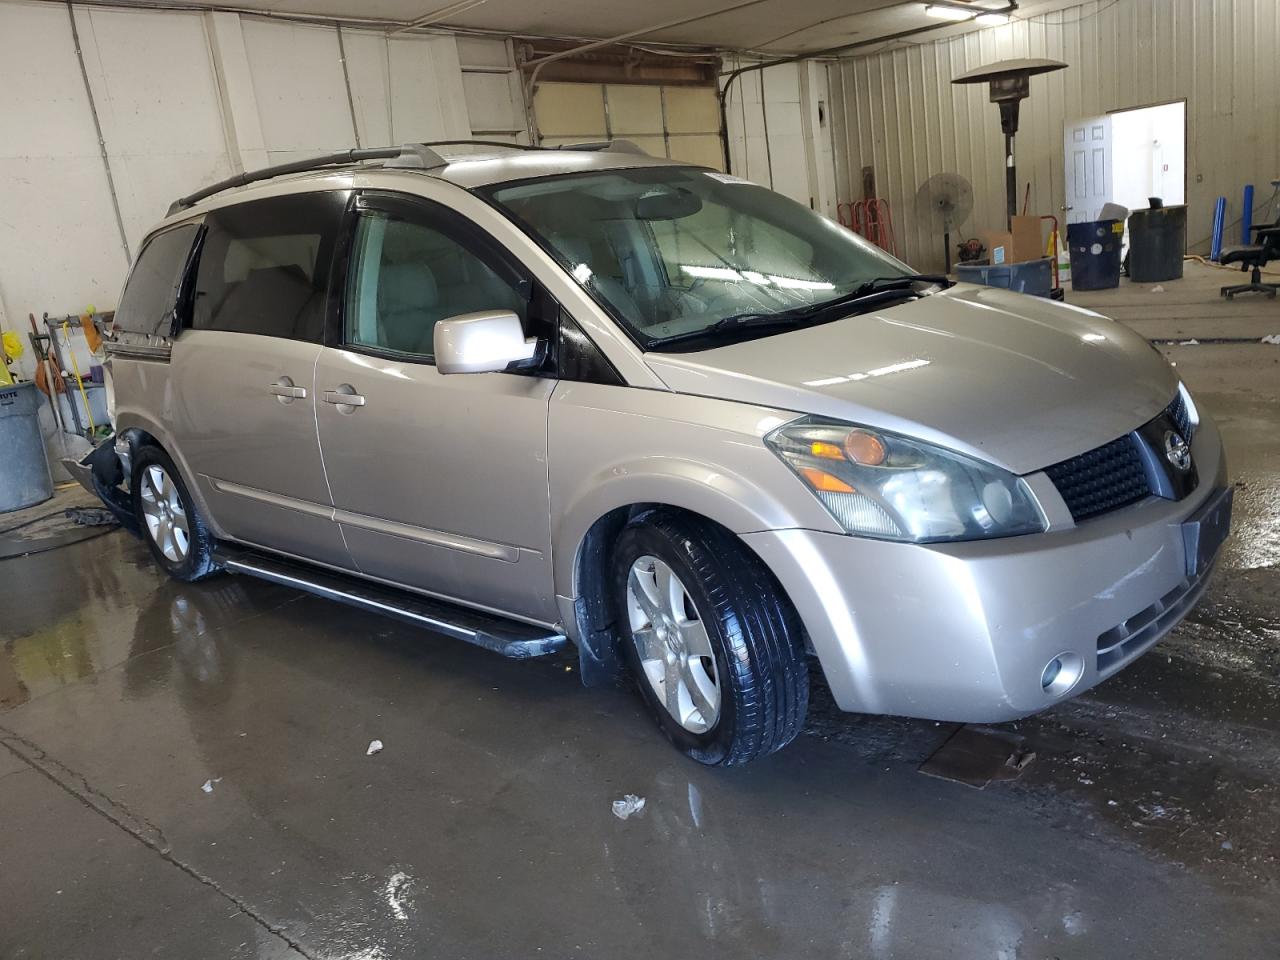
[85,140,1232,766]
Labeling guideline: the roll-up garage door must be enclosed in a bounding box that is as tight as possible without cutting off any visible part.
[533,82,724,171]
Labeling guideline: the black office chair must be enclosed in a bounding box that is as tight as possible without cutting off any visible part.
[1220,223,1280,299]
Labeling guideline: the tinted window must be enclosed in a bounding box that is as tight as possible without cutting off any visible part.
[193,192,347,341]
[345,212,526,360]
[115,223,201,337]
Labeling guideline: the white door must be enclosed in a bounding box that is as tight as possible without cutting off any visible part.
[1064,115,1113,223]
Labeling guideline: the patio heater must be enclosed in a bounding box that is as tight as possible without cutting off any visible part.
[952,58,1068,228]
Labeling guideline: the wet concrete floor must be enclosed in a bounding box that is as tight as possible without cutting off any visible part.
[2,338,1279,959]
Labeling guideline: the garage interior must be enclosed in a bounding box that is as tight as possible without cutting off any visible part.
[2,0,1279,956]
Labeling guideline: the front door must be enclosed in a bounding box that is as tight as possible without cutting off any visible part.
[1064,114,1113,223]
[314,193,559,624]
[172,191,353,568]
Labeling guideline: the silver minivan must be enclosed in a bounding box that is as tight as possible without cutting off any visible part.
[87,141,1232,765]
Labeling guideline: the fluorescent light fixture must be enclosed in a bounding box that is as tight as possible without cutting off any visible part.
[976,11,1010,24]
[925,3,976,20]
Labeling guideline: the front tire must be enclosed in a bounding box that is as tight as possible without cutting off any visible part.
[611,511,809,766]
[133,445,219,582]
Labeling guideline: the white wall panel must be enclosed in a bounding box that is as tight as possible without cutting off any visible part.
[722,56,834,210]
[830,0,1280,271]
[386,35,471,143]
[0,5,483,352]
[342,28,394,146]
[74,7,233,247]
[0,1,126,339]
[241,18,355,161]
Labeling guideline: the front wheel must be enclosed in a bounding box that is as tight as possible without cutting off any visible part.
[133,445,219,582]
[611,511,809,766]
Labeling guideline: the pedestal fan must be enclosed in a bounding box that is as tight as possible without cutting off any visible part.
[916,173,973,273]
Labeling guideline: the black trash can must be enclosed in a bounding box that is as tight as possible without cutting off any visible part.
[1066,219,1124,290]
[1127,205,1187,282]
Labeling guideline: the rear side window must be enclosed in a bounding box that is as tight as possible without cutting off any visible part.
[115,223,201,337]
[193,192,347,342]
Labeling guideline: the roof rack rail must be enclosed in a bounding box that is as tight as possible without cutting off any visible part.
[553,139,647,155]
[169,143,439,214]
[167,138,651,214]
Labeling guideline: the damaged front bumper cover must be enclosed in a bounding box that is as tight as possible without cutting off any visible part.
[63,433,141,538]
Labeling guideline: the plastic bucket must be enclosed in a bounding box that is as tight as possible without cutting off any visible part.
[1128,206,1187,282]
[0,382,54,513]
[1066,219,1124,290]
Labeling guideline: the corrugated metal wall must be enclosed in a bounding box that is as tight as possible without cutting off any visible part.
[829,0,1280,271]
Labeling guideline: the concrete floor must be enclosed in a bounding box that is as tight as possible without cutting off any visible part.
[3,262,1279,959]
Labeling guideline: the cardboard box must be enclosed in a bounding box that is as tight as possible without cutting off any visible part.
[981,218,1044,265]
[1010,215,1045,263]
[982,230,1013,265]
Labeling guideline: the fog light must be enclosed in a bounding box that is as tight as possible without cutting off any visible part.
[1041,652,1084,697]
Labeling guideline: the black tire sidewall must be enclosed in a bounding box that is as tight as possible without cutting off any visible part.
[611,522,739,765]
[132,446,206,581]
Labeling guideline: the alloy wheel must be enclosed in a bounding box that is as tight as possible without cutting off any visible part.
[140,464,190,563]
[625,555,721,733]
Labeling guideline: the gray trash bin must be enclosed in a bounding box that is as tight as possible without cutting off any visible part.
[0,381,54,513]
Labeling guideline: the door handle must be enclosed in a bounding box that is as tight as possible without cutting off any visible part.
[270,378,307,403]
[323,386,366,411]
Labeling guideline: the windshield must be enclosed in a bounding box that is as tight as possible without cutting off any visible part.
[482,167,914,351]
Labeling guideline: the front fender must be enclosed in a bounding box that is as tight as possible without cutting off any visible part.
[548,384,842,599]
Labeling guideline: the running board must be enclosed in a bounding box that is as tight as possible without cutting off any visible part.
[213,545,567,659]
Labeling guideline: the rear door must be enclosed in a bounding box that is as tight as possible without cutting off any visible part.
[313,192,559,623]
[170,190,353,567]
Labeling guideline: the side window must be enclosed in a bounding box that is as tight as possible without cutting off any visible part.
[192,192,347,342]
[115,223,201,337]
[345,212,526,360]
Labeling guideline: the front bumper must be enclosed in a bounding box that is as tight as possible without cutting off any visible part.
[744,416,1228,722]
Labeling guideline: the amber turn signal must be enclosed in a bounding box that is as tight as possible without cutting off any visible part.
[809,440,845,460]
[798,466,856,494]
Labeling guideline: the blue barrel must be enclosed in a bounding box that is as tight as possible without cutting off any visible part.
[1066,219,1124,290]
[0,381,54,513]
[955,257,1053,297]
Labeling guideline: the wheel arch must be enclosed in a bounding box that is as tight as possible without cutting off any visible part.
[556,463,820,687]
[113,411,225,538]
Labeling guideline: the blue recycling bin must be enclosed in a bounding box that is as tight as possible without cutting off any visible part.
[1066,219,1124,290]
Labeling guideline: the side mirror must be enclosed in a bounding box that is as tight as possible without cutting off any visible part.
[434,310,539,375]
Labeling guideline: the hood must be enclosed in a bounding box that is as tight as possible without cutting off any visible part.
[644,284,1179,475]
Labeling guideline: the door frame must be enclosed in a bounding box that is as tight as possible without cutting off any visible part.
[1105,97,1189,212]
[323,189,554,362]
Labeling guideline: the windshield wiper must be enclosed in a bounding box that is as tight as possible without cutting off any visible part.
[848,273,953,299]
[645,311,809,347]
[646,274,952,348]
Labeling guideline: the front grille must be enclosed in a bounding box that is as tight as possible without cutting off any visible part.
[1096,562,1214,672]
[1044,434,1152,522]
[1168,390,1194,441]
[1044,391,1196,523]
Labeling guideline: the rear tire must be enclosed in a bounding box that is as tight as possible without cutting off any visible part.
[132,445,219,582]
[611,510,809,766]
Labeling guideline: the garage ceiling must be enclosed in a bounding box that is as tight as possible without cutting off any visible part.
[135,0,1024,53]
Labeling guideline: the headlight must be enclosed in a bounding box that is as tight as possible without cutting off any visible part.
[1177,381,1200,430]
[765,417,1046,543]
